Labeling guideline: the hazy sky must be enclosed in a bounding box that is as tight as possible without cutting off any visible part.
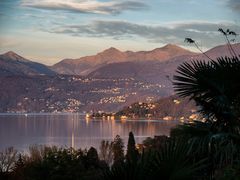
[0,0,240,65]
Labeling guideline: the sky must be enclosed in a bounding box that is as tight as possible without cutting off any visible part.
[0,0,240,65]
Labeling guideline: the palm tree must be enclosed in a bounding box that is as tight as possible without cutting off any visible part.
[172,56,240,177]
[173,56,240,134]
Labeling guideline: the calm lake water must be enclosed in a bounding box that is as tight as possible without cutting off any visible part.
[0,113,179,151]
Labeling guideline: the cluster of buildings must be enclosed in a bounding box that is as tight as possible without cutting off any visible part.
[99,95,127,104]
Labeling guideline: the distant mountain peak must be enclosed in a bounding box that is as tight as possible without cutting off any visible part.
[2,51,29,62]
[101,47,121,54]
[0,51,56,76]
[4,51,20,57]
[163,44,179,49]
[108,47,120,51]
[149,44,193,55]
[161,44,190,51]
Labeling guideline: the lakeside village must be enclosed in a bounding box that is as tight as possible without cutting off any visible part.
[85,99,200,123]
[85,112,200,123]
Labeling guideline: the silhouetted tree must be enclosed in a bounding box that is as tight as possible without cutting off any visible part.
[173,56,240,133]
[172,28,240,178]
[87,147,99,168]
[0,147,18,173]
[7,146,109,180]
[112,135,124,167]
[126,132,139,164]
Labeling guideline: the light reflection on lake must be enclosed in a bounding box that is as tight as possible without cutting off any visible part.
[0,114,179,151]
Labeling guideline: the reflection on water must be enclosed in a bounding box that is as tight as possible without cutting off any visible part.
[0,114,179,151]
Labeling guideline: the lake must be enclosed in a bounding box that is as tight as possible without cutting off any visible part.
[0,113,179,151]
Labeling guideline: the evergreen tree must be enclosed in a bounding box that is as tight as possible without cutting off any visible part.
[112,135,124,167]
[86,147,99,168]
[126,132,139,164]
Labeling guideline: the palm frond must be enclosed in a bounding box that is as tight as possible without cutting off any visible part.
[173,56,240,132]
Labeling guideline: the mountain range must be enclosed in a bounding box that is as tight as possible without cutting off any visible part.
[52,43,240,79]
[51,44,195,76]
[87,43,240,82]
[0,43,239,112]
[1,43,239,79]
